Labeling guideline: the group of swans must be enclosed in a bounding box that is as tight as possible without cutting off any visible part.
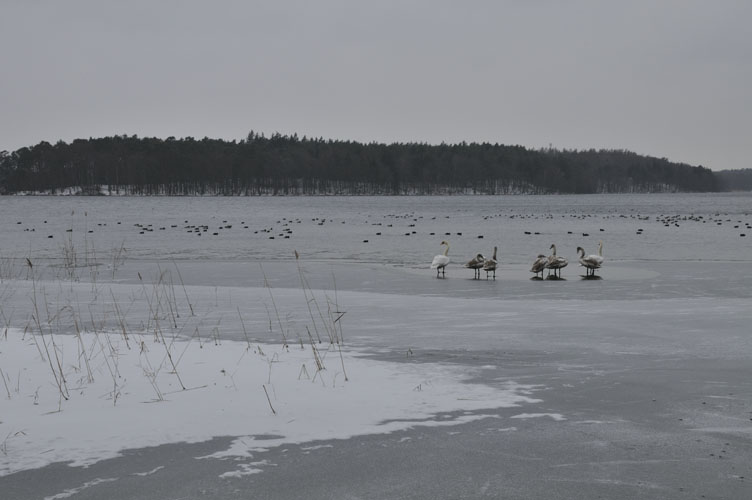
[432,240,604,279]
[463,246,498,280]
[531,241,604,279]
[431,241,498,279]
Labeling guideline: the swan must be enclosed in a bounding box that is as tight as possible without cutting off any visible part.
[530,254,548,278]
[465,253,485,279]
[482,246,498,280]
[577,246,602,276]
[431,240,450,277]
[546,244,568,278]
[595,240,605,266]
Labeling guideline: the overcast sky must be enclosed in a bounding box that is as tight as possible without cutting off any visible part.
[1,1,750,170]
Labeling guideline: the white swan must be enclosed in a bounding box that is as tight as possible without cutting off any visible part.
[546,244,568,278]
[577,246,602,276]
[482,246,498,280]
[431,240,450,277]
[465,253,485,279]
[595,240,605,266]
[530,254,548,278]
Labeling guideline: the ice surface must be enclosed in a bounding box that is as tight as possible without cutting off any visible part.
[0,193,750,485]
[0,325,538,476]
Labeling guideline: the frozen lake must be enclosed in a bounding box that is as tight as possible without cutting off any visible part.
[1,193,751,499]
[2,193,751,266]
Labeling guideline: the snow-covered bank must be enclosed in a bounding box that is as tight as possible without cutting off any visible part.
[0,328,539,477]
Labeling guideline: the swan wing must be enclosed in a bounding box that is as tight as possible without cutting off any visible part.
[549,257,568,269]
[581,255,602,268]
[465,256,484,268]
[431,255,450,269]
[531,256,547,272]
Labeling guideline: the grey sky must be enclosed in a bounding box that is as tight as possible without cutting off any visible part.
[1,1,750,170]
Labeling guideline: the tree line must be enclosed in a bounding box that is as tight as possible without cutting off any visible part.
[0,132,721,195]
[716,169,752,191]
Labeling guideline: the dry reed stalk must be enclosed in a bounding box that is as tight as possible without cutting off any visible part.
[111,241,127,280]
[110,289,131,349]
[173,327,201,366]
[262,384,276,415]
[154,325,186,390]
[294,257,323,343]
[86,235,99,290]
[168,272,180,319]
[156,265,178,329]
[172,260,194,317]
[193,326,204,348]
[138,341,164,402]
[237,307,252,349]
[73,319,94,384]
[25,323,46,362]
[137,272,158,338]
[0,367,11,399]
[28,259,70,401]
[306,326,324,373]
[100,328,123,380]
[144,273,186,390]
[91,330,118,392]
[336,339,348,382]
[331,273,346,344]
[1,307,12,340]
[260,264,288,346]
[61,232,78,281]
